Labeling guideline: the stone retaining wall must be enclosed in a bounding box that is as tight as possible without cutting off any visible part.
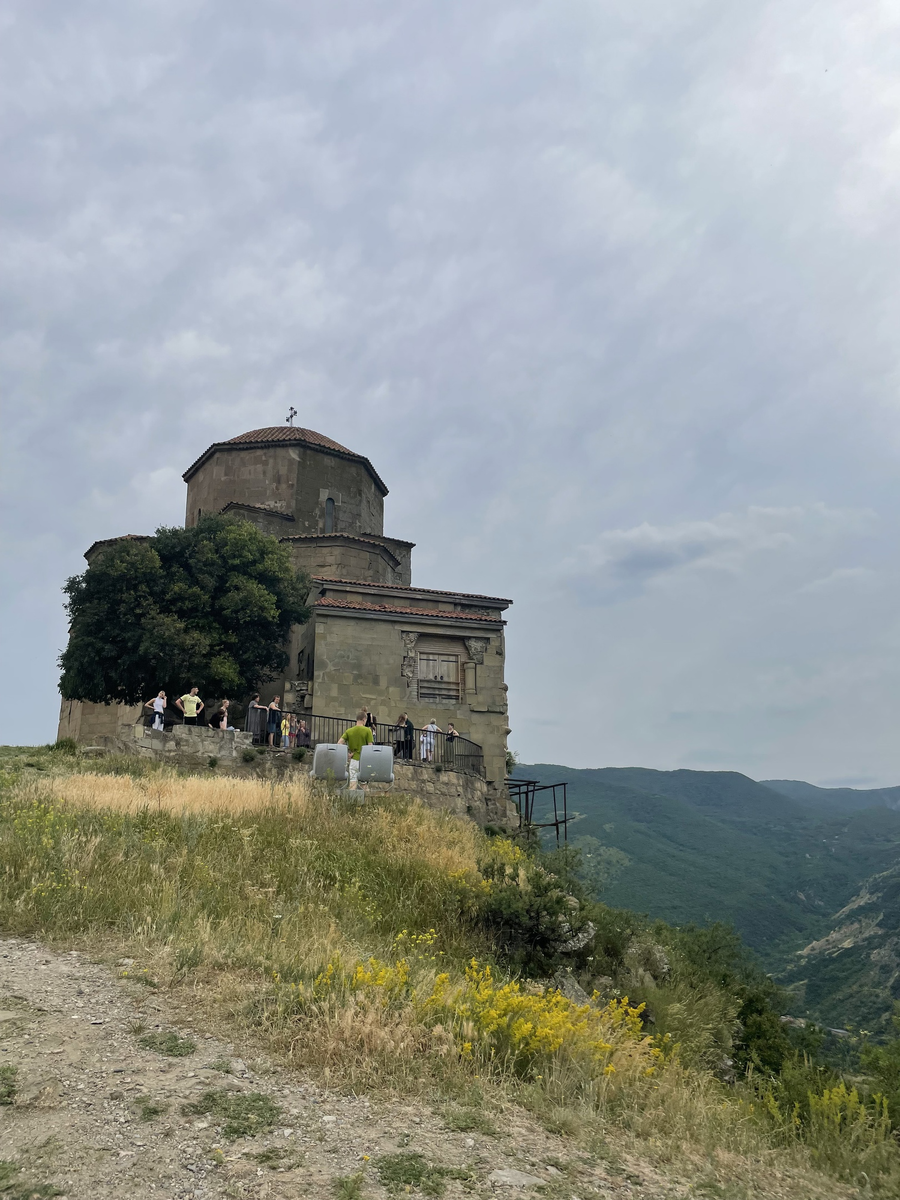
[389,762,517,828]
[115,725,517,828]
[124,723,255,767]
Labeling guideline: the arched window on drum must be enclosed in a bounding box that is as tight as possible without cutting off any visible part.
[324,497,335,534]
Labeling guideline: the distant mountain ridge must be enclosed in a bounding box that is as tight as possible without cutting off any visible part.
[763,778,900,813]
[515,763,900,1033]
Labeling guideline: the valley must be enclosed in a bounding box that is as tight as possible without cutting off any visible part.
[519,764,900,1034]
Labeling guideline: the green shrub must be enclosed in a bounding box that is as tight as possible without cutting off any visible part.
[475,844,595,977]
[207,756,219,768]
[184,1089,281,1140]
[291,747,307,762]
[0,1064,17,1104]
[861,1004,900,1128]
[242,748,257,763]
[138,1030,196,1057]
[48,738,79,755]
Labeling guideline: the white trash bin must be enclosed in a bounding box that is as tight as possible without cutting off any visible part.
[358,744,394,784]
[310,743,349,781]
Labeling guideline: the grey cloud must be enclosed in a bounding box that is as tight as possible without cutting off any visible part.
[557,506,874,604]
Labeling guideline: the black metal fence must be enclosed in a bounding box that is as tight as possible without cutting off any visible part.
[140,703,485,778]
[507,778,570,844]
[306,715,484,777]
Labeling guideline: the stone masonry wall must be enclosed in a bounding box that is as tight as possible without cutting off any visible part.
[305,613,510,784]
[185,445,384,537]
[57,698,143,746]
[284,540,408,587]
[389,762,517,828]
[123,723,255,767]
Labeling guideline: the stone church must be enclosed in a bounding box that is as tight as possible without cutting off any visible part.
[58,426,513,789]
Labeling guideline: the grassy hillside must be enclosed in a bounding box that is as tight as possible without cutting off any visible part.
[2,744,899,1197]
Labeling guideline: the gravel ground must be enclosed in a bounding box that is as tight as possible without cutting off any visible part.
[0,937,683,1199]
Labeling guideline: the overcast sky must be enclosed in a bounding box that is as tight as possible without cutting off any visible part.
[3,0,900,785]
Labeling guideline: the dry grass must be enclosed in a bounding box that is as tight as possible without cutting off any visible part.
[43,770,312,816]
[38,772,483,882]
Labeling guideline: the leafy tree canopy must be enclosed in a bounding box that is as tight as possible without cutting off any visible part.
[59,515,311,705]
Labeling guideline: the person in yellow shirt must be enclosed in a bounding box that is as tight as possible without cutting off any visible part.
[175,687,204,725]
[339,708,374,790]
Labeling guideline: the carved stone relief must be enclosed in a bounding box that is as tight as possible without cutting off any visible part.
[401,631,419,685]
[464,637,489,665]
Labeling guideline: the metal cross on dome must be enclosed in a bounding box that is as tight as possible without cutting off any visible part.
[286,406,297,426]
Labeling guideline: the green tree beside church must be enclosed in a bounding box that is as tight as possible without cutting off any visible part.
[59,515,310,705]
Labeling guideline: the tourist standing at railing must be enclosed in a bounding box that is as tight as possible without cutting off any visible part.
[394,713,414,760]
[339,708,374,790]
[420,718,440,762]
[365,708,378,742]
[144,690,167,731]
[296,718,310,747]
[280,711,293,747]
[266,696,282,747]
[176,687,204,726]
[245,694,267,745]
[445,722,459,766]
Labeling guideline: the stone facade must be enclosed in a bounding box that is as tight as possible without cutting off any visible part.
[58,424,513,793]
[282,534,413,587]
[57,698,143,746]
[285,579,511,785]
[184,433,386,539]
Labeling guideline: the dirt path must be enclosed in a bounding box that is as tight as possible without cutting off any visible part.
[0,937,685,1200]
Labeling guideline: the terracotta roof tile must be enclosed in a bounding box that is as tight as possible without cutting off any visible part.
[312,576,510,604]
[226,426,354,453]
[281,533,415,548]
[313,598,503,623]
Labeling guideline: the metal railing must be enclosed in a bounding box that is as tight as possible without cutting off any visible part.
[306,714,484,777]
[143,703,486,779]
[507,778,571,845]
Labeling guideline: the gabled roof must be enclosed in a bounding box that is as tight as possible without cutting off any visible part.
[183,426,389,495]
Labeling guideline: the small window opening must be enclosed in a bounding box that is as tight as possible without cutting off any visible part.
[324,497,335,534]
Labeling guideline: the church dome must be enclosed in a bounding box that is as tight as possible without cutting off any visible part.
[182,425,388,496]
[225,426,354,454]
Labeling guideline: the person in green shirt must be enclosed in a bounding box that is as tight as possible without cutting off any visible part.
[339,708,374,789]
[176,687,204,725]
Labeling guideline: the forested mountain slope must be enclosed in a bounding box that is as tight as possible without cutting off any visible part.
[517,764,900,1029]
[764,778,900,813]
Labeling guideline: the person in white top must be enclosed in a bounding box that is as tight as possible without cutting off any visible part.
[420,719,440,762]
[144,690,167,731]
